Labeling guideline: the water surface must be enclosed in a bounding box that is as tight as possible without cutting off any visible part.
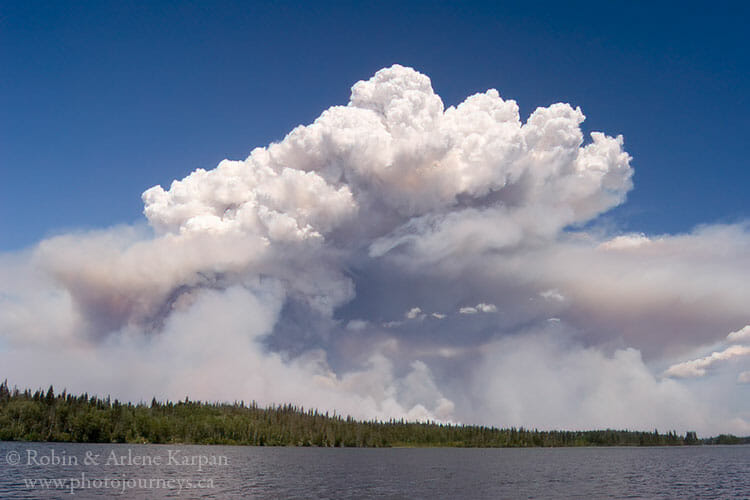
[1,442,748,498]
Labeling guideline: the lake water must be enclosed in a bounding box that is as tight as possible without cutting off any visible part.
[0,442,748,498]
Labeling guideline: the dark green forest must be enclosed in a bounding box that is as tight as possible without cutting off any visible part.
[1,382,747,447]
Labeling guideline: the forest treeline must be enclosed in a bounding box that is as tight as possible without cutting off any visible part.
[1,382,747,447]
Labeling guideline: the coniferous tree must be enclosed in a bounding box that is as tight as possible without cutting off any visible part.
[1,383,746,447]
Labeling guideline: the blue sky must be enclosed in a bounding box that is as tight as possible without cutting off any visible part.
[2,1,748,250]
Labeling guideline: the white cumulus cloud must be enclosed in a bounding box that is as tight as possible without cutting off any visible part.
[727,325,750,344]
[664,345,750,378]
[405,307,425,320]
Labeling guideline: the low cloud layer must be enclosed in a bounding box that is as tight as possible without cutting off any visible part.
[665,326,750,379]
[1,65,749,435]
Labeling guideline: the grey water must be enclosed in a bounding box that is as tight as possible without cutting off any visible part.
[0,442,748,499]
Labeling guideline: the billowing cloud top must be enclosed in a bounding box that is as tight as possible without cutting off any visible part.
[143,64,632,253]
[1,65,749,435]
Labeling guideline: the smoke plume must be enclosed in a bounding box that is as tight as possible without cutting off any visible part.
[2,65,749,434]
